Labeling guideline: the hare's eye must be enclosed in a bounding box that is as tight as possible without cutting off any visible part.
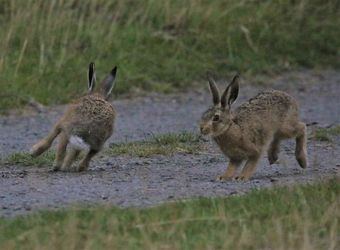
[212,114,220,122]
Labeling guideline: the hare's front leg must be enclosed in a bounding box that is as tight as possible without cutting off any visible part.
[53,132,69,171]
[216,159,243,181]
[77,149,99,172]
[235,155,260,181]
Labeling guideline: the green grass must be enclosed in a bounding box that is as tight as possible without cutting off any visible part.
[0,178,339,249]
[312,125,340,142]
[0,0,339,110]
[110,132,203,157]
[2,151,54,167]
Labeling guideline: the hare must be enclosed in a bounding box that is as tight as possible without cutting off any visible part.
[200,74,307,181]
[30,62,117,172]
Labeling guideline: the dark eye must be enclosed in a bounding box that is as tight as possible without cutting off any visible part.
[212,114,220,122]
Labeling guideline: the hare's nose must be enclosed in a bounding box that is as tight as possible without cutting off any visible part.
[200,126,208,135]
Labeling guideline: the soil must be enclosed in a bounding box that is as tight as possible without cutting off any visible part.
[0,70,339,217]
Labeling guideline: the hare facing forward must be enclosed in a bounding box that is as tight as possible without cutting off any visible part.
[200,75,307,181]
[30,63,117,172]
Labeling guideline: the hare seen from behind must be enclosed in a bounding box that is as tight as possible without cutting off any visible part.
[30,63,117,172]
[200,75,307,181]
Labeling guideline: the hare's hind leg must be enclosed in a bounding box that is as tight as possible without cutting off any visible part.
[277,121,307,168]
[53,132,69,171]
[295,122,307,168]
[267,135,281,165]
[77,149,99,172]
[30,124,61,157]
[60,147,80,172]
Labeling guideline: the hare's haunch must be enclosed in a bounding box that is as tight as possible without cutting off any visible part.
[200,75,307,181]
[30,63,117,172]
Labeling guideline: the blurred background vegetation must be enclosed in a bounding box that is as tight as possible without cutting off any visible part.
[0,0,339,110]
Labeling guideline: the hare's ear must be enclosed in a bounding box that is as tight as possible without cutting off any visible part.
[101,66,117,99]
[208,77,220,105]
[88,62,96,93]
[221,74,239,108]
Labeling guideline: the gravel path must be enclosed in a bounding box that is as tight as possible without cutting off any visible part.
[0,70,339,217]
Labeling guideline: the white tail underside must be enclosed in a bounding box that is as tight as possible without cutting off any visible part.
[69,136,90,151]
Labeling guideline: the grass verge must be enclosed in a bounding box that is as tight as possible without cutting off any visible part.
[0,178,339,249]
[0,0,339,110]
[2,151,54,167]
[311,125,340,142]
[110,132,203,157]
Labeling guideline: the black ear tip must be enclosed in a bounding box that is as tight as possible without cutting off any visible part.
[208,75,217,85]
[231,73,240,83]
[111,66,117,75]
[89,62,95,68]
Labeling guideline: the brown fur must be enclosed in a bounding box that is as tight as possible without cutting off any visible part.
[200,75,307,181]
[30,63,117,172]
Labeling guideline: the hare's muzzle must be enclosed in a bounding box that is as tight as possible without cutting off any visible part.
[200,125,211,135]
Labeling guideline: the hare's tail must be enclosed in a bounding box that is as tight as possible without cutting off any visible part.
[30,124,62,157]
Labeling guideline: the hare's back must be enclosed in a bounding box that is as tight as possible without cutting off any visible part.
[235,90,298,123]
[63,95,115,149]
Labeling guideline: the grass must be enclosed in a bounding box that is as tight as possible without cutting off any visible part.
[110,132,203,157]
[0,0,339,110]
[311,125,340,142]
[2,150,54,167]
[0,178,339,249]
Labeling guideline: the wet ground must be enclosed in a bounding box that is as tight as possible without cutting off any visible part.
[0,70,339,217]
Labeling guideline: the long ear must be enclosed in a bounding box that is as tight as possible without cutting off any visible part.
[221,74,239,108]
[101,66,117,99]
[208,77,220,105]
[88,62,96,93]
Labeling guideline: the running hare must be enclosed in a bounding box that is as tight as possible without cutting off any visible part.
[30,63,117,172]
[200,74,307,181]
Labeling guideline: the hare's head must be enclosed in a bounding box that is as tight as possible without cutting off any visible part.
[200,74,239,136]
[87,62,117,100]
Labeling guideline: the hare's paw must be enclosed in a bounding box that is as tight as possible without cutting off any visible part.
[60,166,76,172]
[76,163,88,172]
[30,140,48,157]
[234,175,250,181]
[296,152,307,169]
[216,175,233,182]
[52,164,61,172]
[268,154,278,165]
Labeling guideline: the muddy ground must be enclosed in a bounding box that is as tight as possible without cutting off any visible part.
[0,70,339,217]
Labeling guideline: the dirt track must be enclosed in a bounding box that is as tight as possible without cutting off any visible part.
[1,70,339,217]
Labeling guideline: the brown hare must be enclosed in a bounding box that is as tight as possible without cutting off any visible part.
[200,74,307,181]
[30,62,117,172]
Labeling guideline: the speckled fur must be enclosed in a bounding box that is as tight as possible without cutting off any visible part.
[30,63,117,172]
[200,76,307,181]
[61,94,115,151]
